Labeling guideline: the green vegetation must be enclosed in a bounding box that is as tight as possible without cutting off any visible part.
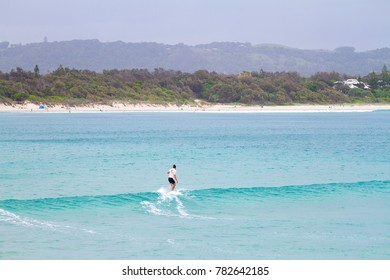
[1,67,390,106]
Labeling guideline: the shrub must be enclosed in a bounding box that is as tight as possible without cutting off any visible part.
[12,91,29,101]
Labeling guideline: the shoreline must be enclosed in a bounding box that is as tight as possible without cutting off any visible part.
[1,102,390,113]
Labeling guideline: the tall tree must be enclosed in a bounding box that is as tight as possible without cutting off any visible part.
[381,64,389,87]
[34,65,40,77]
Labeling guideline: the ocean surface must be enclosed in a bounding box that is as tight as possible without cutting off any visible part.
[0,111,389,259]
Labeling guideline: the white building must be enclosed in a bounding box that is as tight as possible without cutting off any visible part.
[334,79,370,89]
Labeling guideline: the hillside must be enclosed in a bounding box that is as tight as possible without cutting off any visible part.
[0,40,390,76]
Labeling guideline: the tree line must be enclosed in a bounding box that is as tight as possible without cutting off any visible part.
[1,66,389,106]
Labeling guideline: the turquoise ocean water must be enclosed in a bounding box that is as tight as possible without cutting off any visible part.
[0,111,389,259]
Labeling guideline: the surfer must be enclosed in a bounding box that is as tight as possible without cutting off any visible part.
[167,164,178,191]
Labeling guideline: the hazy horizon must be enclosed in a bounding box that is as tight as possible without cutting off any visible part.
[1,0,390,51]
[4,39,390,52]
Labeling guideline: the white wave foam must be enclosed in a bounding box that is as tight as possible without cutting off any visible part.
[140,188,214,219]
[0,208,96,234]
[140,201,164,216]
[156,187,184,201]
[167,239,175,245]
[0,208,37,227]
[157,188,189,217]
[174,196,189,217]
[156,187,168,195]
[140,188,189,218]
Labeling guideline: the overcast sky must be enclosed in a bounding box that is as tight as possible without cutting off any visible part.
[1,0,389,51]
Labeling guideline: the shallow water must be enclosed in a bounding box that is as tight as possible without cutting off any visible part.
[1,112,389,259]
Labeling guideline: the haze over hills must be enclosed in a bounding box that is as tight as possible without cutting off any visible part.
[0,40,389,76]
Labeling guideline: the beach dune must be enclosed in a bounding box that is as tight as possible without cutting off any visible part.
[1,102,390,113]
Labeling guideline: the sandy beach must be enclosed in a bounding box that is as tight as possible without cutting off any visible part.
[1,102,390,113]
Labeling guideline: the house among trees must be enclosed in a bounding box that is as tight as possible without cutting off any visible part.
[334,79,370,89]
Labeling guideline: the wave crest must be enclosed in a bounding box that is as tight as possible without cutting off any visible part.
[1,180,388,212]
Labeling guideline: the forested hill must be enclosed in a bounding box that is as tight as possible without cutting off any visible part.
[0,40,389,76]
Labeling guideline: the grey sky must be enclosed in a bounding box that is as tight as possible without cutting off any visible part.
[1,0,389,51]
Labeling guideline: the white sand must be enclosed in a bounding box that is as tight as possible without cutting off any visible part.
[1,102,390,113]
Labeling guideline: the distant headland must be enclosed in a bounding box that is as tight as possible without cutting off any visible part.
[0,40,389,75]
